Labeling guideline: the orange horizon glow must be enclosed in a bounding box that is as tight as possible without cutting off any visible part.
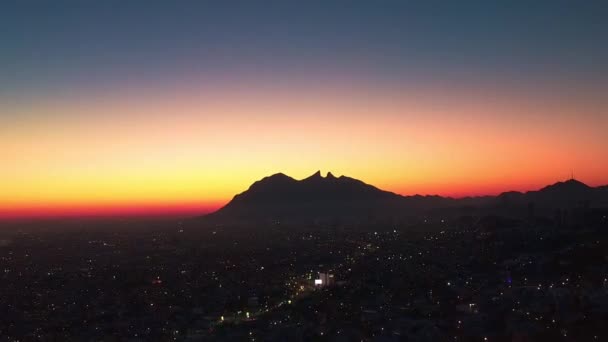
[1,175,606,220]
[0,202,221,220]
[2,79,607,220]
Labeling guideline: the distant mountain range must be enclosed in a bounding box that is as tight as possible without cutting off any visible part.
[201,171,608,225]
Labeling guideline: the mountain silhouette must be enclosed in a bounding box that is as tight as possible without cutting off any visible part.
[204,171,405,224]
[538,178,591,192]
[201,172,608,225]
[496,178,606,210]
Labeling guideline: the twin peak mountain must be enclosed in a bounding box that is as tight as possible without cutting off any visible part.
[203,171,608,224]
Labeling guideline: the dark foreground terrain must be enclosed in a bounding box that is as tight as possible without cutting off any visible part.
[1,214,607,341]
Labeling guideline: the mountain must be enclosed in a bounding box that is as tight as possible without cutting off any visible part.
[496,178,608,211]
[204,171,409,224]
[201,172,608,225]
[538,179,591,193]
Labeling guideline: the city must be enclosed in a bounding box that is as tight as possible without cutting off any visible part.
[2,1,608,341]
[2,206,607,340]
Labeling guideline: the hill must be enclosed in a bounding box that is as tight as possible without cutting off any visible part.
[201,172,608,225]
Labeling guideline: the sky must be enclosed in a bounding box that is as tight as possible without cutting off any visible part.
[1,1,608,218]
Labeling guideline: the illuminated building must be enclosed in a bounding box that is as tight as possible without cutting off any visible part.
[315,272,335,287]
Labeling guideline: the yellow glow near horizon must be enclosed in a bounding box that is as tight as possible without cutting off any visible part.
[1,81,607,217]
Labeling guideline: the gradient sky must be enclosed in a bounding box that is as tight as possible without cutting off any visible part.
[1,1,608,218]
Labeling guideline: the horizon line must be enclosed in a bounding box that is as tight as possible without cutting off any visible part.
[1,175,604,221]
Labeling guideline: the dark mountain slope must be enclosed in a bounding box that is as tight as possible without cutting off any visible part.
[201,173,608,225]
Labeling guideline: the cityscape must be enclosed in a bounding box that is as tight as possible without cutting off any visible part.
[1,174,607,340]
[2,1,608,341]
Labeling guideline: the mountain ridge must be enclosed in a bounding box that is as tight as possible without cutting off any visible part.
[202,171,608,225]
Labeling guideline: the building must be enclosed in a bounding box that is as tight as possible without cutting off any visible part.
[315,272,335,287]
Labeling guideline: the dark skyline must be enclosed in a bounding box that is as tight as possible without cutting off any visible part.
[2,3,608,339]
[1,1,607,218]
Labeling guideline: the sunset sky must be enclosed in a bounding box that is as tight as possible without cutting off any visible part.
[1,1,607,218]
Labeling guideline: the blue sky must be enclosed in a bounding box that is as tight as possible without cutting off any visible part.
[1,1,607,98]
